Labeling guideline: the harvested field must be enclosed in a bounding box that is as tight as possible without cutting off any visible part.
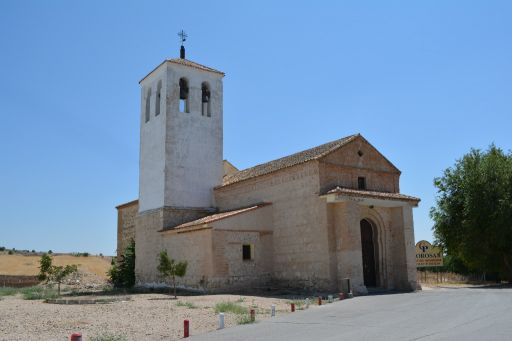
[0,293,305,340]
[0,254,111,278]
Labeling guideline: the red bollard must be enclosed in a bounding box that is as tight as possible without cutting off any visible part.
[70,333,82,341]
[250,309,255,322]
[291,303,295,312]
[318,296,322,305]
[339,293,345,300]
[184,319,190,338]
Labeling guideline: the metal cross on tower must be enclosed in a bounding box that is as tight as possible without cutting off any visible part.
[178,30,187,45]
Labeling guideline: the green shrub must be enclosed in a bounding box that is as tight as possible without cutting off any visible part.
[214,301,247,315]
[176,300,197,309]
[90,334,127,341]
[0,287,18,297]
[8,250,13,255]
[108,240,135,288]
[0,246,6,251]
[21,286,58,300]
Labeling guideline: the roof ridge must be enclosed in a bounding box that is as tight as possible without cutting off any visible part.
[325,186,421,203]
[220,134,358,188]
[167,58,225,75]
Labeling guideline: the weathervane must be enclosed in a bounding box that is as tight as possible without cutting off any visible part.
[178,30,187,45]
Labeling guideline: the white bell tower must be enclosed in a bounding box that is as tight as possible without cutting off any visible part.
[138,38,224,215]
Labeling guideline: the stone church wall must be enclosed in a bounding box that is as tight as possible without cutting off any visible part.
[158,228,215,289]
[206,229,273,291]
[318,138,400,195]
[134,207,212,285]
[215,162,336,291]
[204,205,274,290]
[116,200,138,259]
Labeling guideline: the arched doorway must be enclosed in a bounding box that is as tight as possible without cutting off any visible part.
[360,219,377,287]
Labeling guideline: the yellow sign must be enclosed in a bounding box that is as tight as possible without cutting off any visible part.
[416,240,443,267]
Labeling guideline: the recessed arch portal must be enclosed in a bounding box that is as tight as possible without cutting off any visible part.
[360,218,378,287]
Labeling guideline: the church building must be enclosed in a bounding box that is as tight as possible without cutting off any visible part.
[116,44,420,294]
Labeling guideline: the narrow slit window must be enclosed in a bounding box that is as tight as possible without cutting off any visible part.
[179,77,189,113]
[155,80,162,116]
[358,177,366,190]
[242,244,253,261]
[145,88,151,123]
[201,82,211,117]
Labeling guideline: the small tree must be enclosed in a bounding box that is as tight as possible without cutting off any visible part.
[157,250,187,298]
[38,253,53,281]
[38,253,78,296]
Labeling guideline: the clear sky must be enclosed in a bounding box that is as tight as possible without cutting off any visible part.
[1,1,510,255]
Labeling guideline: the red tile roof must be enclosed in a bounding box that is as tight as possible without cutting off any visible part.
[325,187,420,203]
[115,199,138,210]
[167,58,224,75]
[220,135,358,187]
[140,58,224,83]
[162,203,270,231]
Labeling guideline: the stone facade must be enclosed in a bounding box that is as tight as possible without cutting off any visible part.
[116,53,420,294]
[116,200,138,258]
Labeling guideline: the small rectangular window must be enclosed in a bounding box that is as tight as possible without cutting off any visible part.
[358,177,366,190]
[242,244,253,261]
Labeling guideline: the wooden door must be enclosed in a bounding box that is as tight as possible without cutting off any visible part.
[360,219,377,287]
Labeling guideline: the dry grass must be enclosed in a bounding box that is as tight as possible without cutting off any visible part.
[0,254,112,278]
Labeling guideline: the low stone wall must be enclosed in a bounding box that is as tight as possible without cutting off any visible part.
[0,275,40,288]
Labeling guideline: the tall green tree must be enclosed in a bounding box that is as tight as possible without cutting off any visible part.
[108,239,136,288]
[157,250,187,298]
[431,144,512,281]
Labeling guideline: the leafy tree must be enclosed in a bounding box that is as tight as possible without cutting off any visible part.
[108,240,136,288]
[38,253,53,281]
[431,144,512,281]
[38,253,78,295]
[157,250,187,298]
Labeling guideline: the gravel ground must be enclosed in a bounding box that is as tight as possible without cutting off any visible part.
[0,293,297,340]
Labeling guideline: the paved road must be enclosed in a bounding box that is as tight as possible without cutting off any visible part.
[190,287,512,341]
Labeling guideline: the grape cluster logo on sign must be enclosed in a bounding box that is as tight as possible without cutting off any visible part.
[415,240,443,267]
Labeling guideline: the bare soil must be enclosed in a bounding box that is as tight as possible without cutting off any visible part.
[0,292,298,340]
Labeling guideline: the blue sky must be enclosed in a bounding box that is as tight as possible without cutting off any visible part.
[1,1,510,255]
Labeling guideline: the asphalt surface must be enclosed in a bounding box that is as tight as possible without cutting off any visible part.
[190,286,512,341]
